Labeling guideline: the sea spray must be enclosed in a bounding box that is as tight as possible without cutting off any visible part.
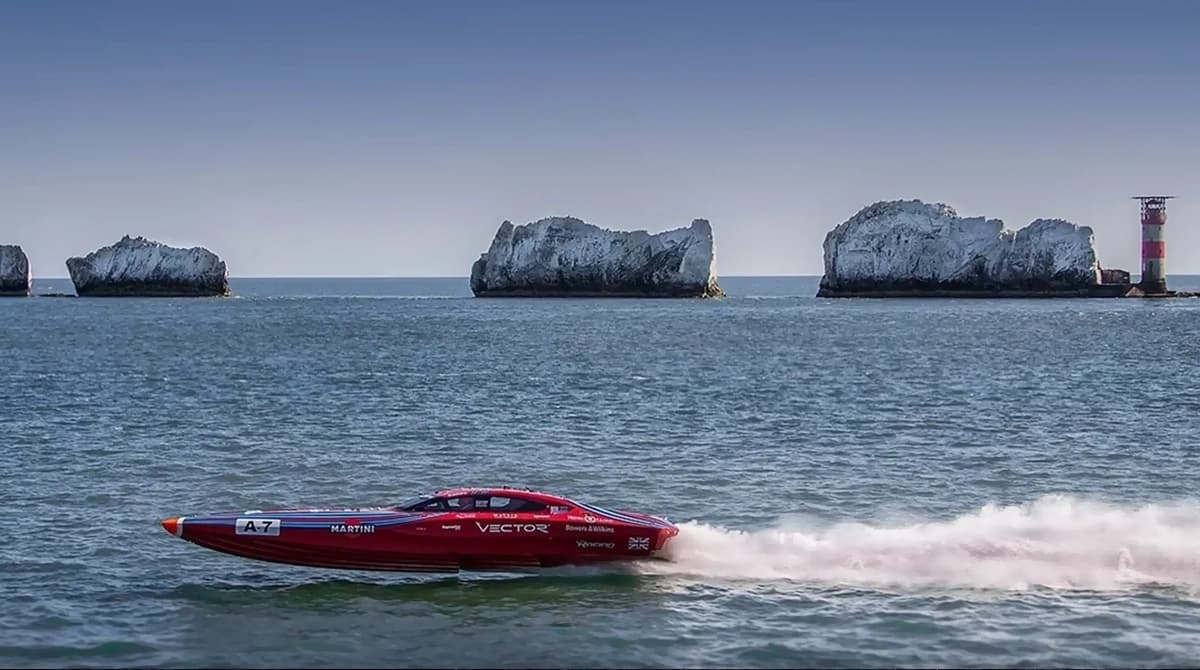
[640,495,1200,592]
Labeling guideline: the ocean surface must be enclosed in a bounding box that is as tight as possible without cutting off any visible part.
[4,275,1200,669]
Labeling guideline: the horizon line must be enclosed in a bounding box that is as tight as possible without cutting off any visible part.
[29,272,1200,281]
[30,273,827,281]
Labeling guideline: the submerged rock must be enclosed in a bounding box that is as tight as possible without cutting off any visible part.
[817,200,1106,297]
[470,216,724,298]
[66,235,230,297]
[0,245,31,296]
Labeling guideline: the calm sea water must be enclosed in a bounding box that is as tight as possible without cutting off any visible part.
[4,276,1200,668]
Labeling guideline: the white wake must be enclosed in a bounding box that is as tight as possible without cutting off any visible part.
[641,495,1200,592]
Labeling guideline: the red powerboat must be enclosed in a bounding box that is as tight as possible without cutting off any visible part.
[160,487,679,572]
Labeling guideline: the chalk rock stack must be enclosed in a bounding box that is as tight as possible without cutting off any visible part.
[66,235,230,297]
[817,200,1103,297]
[470,216,724,298]
[0,245,31,296]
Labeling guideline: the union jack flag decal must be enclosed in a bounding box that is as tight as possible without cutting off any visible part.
[628,536,650,550]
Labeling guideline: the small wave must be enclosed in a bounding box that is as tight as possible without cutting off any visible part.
[0,640,155,660]
[641,495,1200,593]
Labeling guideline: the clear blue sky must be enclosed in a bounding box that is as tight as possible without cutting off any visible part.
[2,0,1197,277]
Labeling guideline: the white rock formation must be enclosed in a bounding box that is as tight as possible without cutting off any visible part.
[818,200,1103,296]
[470,216,724,297]
[0,245,31,296]
[66,235,230,297]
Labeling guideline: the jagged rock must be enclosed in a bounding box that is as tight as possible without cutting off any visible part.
[66,235,230,297]
[470,216,724,298]
[0,245,31,296]
[817,200,1106,297]
[1101,268,1131,285]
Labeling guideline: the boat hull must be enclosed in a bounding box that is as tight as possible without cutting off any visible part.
[163,499,678,573]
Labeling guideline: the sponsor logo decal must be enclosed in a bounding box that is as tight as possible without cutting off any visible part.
[475,522,549,534]
[441,524,461,531]
[494,513,519,519]
[330,520,375,534]
[550,506,570,514]
[235,518,281,536]
[577,540,615,549]
[628,537,650,550]
[564,524,614,533]
[583,514,598,523]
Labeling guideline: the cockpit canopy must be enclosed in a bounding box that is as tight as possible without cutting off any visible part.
[396,491,565,514]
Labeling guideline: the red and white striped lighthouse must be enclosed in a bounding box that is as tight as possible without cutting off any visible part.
[1133,195,1174,294]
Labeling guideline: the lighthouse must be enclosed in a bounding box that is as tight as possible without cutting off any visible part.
[1133,195,1174,294]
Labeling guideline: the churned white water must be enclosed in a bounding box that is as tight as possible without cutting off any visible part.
[652,495,1200,593]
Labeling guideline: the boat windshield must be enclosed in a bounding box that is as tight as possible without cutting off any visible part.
[393,495,435,510]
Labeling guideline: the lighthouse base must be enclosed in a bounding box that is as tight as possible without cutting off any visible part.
[1124,285,1198,298]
